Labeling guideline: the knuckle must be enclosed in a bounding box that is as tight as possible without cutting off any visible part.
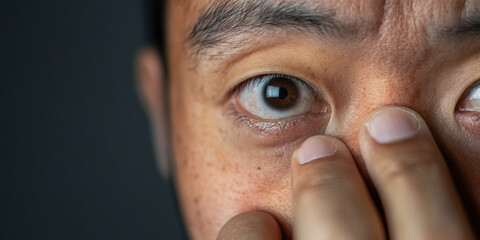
[371,144,440,183]
[295,170,352,202]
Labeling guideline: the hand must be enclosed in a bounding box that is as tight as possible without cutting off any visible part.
[217,107,476,240]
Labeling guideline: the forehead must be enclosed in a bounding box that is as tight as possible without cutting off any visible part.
[170,0,480,55]
[169,0,480,72]
[176,0,479,25]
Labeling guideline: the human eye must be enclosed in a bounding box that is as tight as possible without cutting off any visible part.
[237,74,318,119]
[456,80,480,135]
[227,74,330,137]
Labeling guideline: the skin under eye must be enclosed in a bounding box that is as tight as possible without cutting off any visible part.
[236,74,318,120]
[456,81,480,135]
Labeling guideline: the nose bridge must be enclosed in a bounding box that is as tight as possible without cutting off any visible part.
[330,28,432,148]
[356,70,420,111]
[325,0,440,156]
[328,68,423,152]
[319,0,459,174]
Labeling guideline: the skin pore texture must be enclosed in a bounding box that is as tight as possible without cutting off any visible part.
[138,0,480,239]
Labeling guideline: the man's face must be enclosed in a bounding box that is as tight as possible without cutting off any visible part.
[163,0,480,239]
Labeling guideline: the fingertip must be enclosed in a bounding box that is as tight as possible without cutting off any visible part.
[293,135,353,166]
[297,136,337,165]
[358,106,437,158]
[217,211,282,240]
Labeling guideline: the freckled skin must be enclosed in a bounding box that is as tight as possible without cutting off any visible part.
[164,0,480,239]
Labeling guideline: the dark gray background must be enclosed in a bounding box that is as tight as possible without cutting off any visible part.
[1,0,185,239]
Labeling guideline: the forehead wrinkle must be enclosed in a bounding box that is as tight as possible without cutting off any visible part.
[371,1,471,62]
[180,0,480,66]
[186,0,350,58]
[465,0,480,14]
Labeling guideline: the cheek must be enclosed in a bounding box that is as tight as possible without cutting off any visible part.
[172,103,294,240]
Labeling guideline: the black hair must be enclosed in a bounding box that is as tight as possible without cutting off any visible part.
[148,0,167,64]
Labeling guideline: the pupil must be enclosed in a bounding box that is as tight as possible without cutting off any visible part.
[263,77,299,110]
[278,87,288,99]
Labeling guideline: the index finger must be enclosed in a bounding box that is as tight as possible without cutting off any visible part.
[292,136,385,240]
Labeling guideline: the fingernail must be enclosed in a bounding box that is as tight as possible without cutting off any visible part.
[298,136,337,164]
[366,108,420,144]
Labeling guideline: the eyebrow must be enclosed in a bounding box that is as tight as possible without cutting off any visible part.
[187,0,346,56]
[187,1,480,58]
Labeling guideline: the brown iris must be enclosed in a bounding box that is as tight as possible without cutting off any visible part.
[263,77,299,110]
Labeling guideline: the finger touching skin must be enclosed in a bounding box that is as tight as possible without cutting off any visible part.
[291,136,385,240]
[216,210,282,240]
[359,107,476,239]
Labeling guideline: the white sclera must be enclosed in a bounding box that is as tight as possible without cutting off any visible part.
[465,84,480,111]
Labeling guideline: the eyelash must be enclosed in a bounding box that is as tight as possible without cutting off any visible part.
[230,74,320,100]
[226,74,329,136]
[225,103,320,136]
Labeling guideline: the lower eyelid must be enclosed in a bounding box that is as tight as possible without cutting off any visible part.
[225,102,298,133]
[224,102,330,143]
[235,110,312,135]
[456,111,480,136]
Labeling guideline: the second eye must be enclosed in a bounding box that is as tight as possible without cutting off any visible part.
[236,74,319,120]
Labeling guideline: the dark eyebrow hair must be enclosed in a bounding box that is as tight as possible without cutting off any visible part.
[187,0,345,56]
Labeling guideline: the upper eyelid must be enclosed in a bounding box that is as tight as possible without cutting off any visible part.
[457,80,480,109]
[458,80,480,101]
[230,73,320,97]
